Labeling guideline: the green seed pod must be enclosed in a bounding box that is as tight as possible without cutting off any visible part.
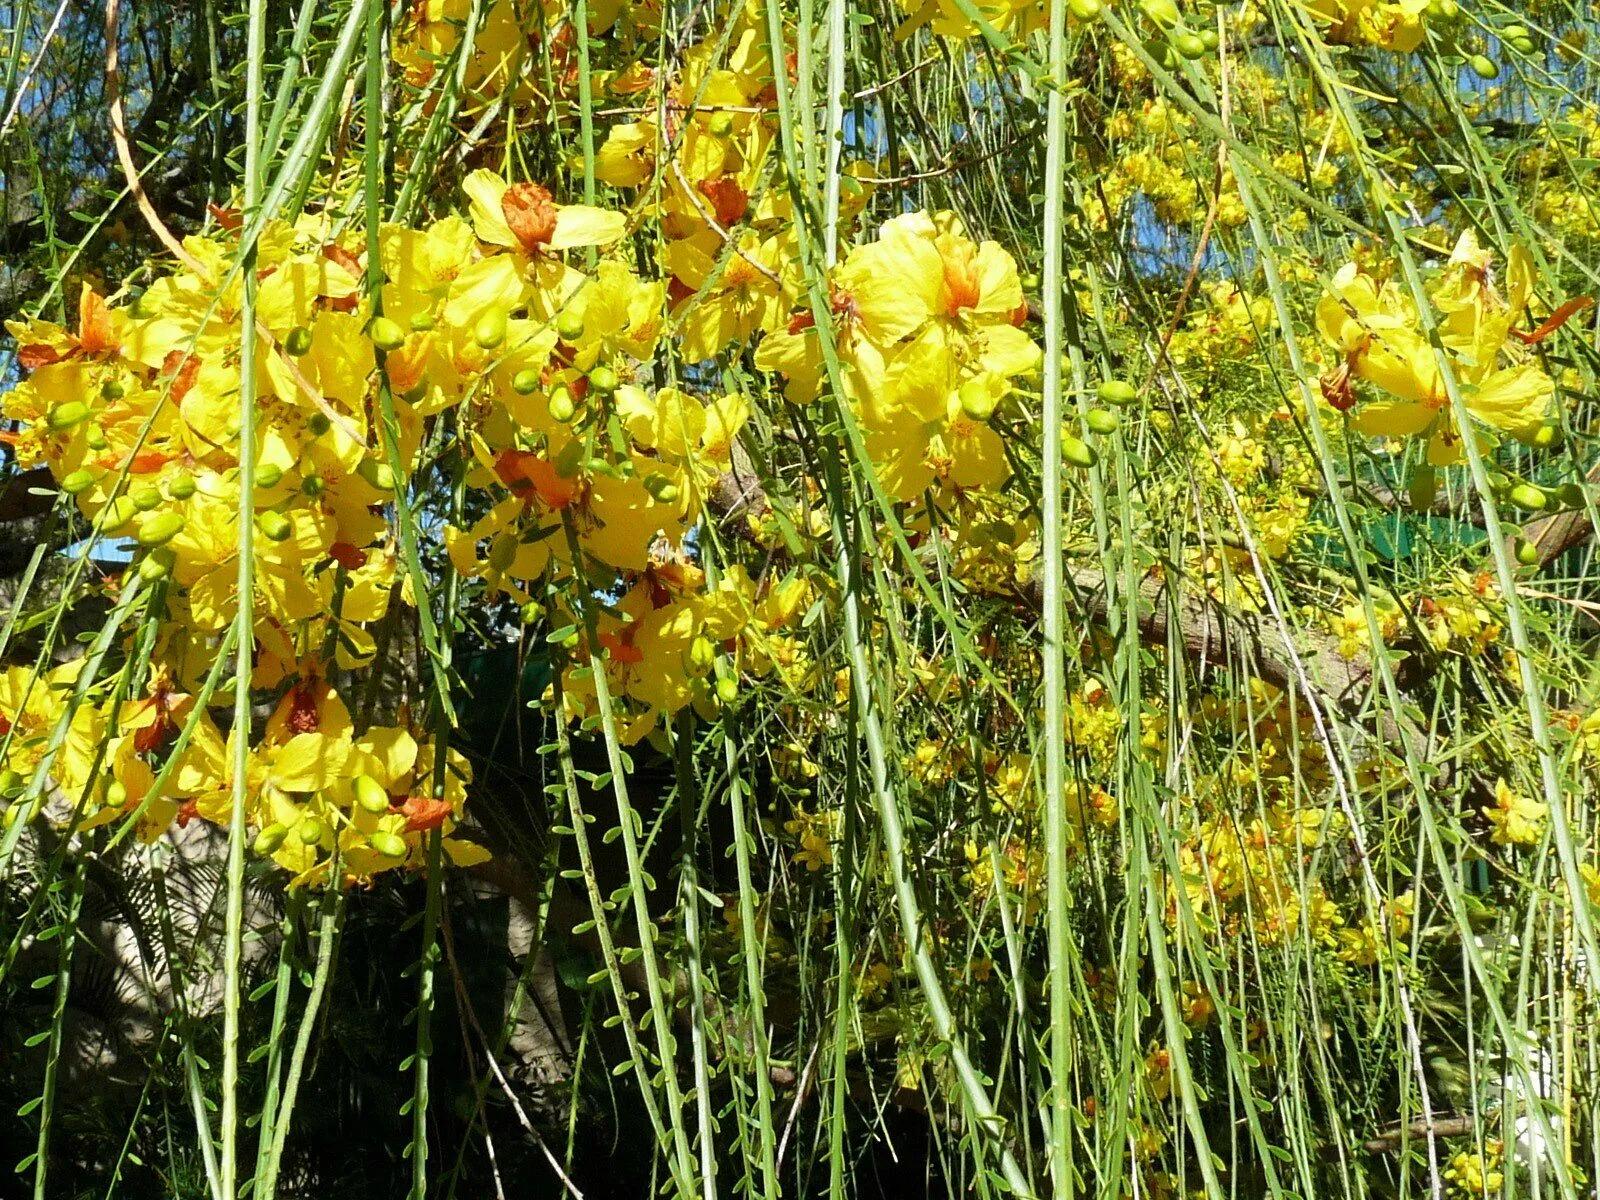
[255,461,284,489]
[548,388,577,424]
[130,483,163,511]
[488,532,518,573]
[48,401,90,431]
[1085,408,1120,435]
[101,379,126,400]
[409,310,436,332]
[1515,538,1542,566]
[1508,483,1548,511]
[1097,379,1139,407]
[167,469,197,500]
[138,547,175,581]
[1469,54,1499,79]
[368,316,406,351]
[253,823,289,855]
[474,309,508,349]
[512,368,542,395]
[258,510,293,542]
[1408,465,1437,511]
[353,774,392,814]
[1172,31,1208,59]
[587,365,619,395]
[285,325,314,357]
[1063,434,1099,469]
[297,818,326,845]
[61,469,97,496]
[137,511,186,547]
[370,831,409,859]
[555,310,586,342]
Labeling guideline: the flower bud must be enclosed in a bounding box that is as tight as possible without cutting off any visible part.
[139,547,175,581]
[1515,538,1541,566]
[1062,434,1098,469]
[48,401,89,431]
[1085,408,1120,435]
[370,830,409,859]
[709,111,735,136]
[131,484,163,511]
[285,326,314,357]
[409,310,436,331]
[137,511,186,547]
[1507,483,1547,511]
[101,379,126,400]
[474,309,508,349]
[689,635,717,673]
[513,368,541,395]
[167,470,198,500]
[556,310,586,342]
[588,365,619,395]
[643,473,680,503]
[1469,54,1499,79]
[1096,380,1139,407]
[368,316,406,351]
[353,774,392,814]
[958,380,999,422]
[61,469,96,496]
[548,387,577,424]
[255,462,284,489]
[258,510,293,542]
[253,823,289,855]
[297,817,326,844]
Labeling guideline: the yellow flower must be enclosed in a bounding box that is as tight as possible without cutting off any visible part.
[1481,778,1546,847]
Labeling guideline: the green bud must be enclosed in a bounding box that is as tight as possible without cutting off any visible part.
[255,462,284,489]
[1068,0,1102,19]
[709,111,735,136]
[513,368,542,395]
[1172,31,1208,59]
[1140,0,1180,27]
[368,316,406,351]
[297,817,326,845]
[689,635,717,673]
[587,365,619,395]
[300,473,327,498]
[1556,483,1586,509]
[1530,423,1563,449]
[254,823,289,855]
[285,325,314,357]
[958,380,999,422]
[555,310,586,342]
[474,309,508,349]
[1508,483,1547,511]
[715,676,739,705]
[258,510,293,542]
[103,780,128,809]
[1515,538,1542,566]
[84,426,109,451]
[643,473,680,503]
[519,600,544,625]
[48,401,89,431]
[61,469,97,496]
[1097,380,1139,407]
[138,547,175,581]
[1085,408,1120,435]
[130,483,163,511]
[136,511,185,547]
[1199,27,1219,49]
[353,774,392,814]
[167,469,197,500]
[102,496,139,532]
[100,379,126,400]
[0,769,22,797]
[1063,435,1098,469]
[370,831,409,859]
[409,310,436,332]
[548,388,577,424]
[307,413,332,437]
[1469,54,1499,79]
